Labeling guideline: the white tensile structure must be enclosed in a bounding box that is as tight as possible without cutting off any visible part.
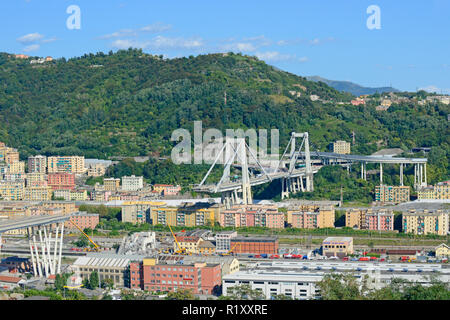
[27,223,65,278]
[0,215,69,278]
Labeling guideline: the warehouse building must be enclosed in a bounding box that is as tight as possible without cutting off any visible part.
[230,236,278,255]
[322,237,354,258]
[222,261,449,300]
[71,253,141,288]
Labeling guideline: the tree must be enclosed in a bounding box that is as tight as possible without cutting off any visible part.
[101,278,114,289]
[54,274,65,291]
[166,289,196,300]
[74,236,89,248]
[88,271,100,289]
[226,285,265,300]
[316,273,368,300]
[272,294,292,300]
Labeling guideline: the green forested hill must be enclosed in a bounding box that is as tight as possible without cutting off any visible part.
[0,49,448,182]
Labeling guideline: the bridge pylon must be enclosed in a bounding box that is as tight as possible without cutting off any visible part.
[197,137,271,208]
[278,132,314,199]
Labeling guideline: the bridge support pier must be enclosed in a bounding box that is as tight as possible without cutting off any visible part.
[27,223,65,278]
[400,163,404,186]
[281,178,290,199]
[380,163,383,185]
[414,163,427,190]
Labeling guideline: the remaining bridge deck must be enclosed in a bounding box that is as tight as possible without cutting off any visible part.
[302,151,427,164]
[0,215,70,233]
[193,166,320,193]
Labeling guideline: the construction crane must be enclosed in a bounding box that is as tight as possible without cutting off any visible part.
[70,220,101,252]
[167,224,187,255]
[220,242,240,256]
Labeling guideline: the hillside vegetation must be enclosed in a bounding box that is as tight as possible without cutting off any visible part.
[0,49,448,187]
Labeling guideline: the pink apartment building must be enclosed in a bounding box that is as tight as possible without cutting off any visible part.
[219,205,284,229]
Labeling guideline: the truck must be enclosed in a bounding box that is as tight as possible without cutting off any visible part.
[359,257,370,261]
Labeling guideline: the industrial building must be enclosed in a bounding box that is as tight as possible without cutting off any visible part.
[156,255,240,277]
[322,237,354,257]
[222,260,450,300]
[215,231,238,254]
[129,258,221,294]
[71,253,139,288]
[230,236,278,255]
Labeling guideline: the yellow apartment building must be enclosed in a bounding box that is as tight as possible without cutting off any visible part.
[402,210,449,236]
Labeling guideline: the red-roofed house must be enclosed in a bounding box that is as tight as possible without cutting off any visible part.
[0,275,23,290]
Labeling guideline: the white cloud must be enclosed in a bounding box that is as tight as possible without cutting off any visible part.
[17,33,44,44]
[99,23,171,40]
[255,51,308,63]
[140,22,172,33]
[419,85,450,94]
[298,56,309,63]
[41,37,58,43]
[221,42,257,52]
[149,36,204,49]
[23,44,40,52]
[99,29,137,40]
[111,39,149,49]
[111,36,204,50]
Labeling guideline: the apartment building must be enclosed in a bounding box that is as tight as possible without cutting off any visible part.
[402,210,449,236]
[152,184,182,196]
[65,212,99,231]
[41,201,77,215]
[375,185,410,203]
[121,175,144,191]
[0,143,19,165]
[86,163,106,177]
[332,140,351,154]
[417,181,450,200]
[322,237,354,257]
[23,186,52,201]
[104,178,121,192]
[26,173,47,187]
[121,201,165,224]
[129,258,221,294]
[8,161,25,174]
[345,208,394,231]
[47,156,85,174]
[53,189,88,201]
[0,181,25,200]
[287,204,335,229]
[28,155,47,173]
[47,173,75,190]
[219,204,284,229]
[149,203,219,227]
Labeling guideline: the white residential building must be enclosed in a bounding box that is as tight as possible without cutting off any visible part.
[121,175,144,191]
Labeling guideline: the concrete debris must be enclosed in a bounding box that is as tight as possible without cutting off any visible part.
[118,232,157,256]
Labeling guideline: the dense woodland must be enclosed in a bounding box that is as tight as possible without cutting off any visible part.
[0,49,448,199]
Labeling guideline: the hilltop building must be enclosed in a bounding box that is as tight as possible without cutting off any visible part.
[332,140,351,154]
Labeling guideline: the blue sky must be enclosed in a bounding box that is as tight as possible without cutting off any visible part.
[2,0,449,93]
